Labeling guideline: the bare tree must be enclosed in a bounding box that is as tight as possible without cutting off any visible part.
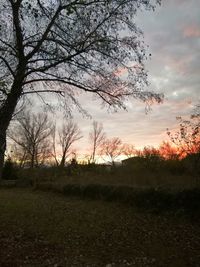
[8,111,53,168]
[167,115,200,157]
[167,109,200,181]
[101,137,123,166]
[57,121,82,167]
[122,143,136,158]
[159,141,179,160]
[0,0,163,178]
[51,124,59,167]
[141,146,160,159]
[89,121,106,163]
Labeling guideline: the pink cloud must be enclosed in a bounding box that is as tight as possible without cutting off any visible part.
[162,56,190,75]
[183,25,200,38]
[114,67,127,77]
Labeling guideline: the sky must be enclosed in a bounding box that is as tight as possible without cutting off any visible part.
[33,0,200,159]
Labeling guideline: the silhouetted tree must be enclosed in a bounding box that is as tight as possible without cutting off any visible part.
[122,143,136,158]
[0,0,162,178]
[167,115,200,157]
[101,137,122,166]
[8,111,53,167]
[135,146,160,159]
[167,109,200,181]
[159,141,179,160]
[89,121,106,163]
[53,121,82,167]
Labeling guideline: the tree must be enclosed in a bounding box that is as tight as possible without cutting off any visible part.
[167,110,200,181]
[136,145,161,170]
[159,141,179,160]
[167,115,200,157]
[122,143,136,158]
[89,121,106,163]
[135,145,160,159]
[52,120,82,167]
[0,0,162,178]
[8,111,53,167]
[139,145,160,162]
[101,137,122,166]
[51,124,59,167]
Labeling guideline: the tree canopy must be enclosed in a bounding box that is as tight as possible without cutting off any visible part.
[0,0,162,112]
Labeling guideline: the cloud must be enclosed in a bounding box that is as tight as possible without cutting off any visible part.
[183,25,200,38]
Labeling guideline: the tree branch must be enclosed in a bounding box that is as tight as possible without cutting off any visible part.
[0,56,15,77]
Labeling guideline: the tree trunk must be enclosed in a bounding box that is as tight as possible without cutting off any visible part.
[0,66,26,179]
[0,132,6,179]
[31,153,35,168]
[0,0,27,179]
[91,145,96,163]
[60,155,66,168]
[0,107,19,179]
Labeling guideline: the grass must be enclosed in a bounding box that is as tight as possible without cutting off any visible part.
[17,164,199,191]
[0,188,200,266]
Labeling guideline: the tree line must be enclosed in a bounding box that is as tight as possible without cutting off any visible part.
[7,110,129,167]
[6,103,200,169]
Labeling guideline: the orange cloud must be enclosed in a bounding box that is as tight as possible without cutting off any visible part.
[183,25,200,38]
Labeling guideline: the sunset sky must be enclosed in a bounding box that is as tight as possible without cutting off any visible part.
[34,0,200,158]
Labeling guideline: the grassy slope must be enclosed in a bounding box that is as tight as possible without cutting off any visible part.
[0,188,200,267]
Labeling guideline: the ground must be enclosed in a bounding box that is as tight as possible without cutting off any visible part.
[0,188,200,267]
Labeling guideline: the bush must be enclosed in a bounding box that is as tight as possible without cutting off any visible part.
[183,153,200,177]
[2,159,18,180]
[62,184,200,218]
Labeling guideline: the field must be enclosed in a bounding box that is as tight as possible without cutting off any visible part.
[0,188,200,267]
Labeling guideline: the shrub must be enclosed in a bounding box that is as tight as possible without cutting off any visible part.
[2,159,18,180]
[62,183,200,218]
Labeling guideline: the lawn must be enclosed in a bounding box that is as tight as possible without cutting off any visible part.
[0,188,200,267]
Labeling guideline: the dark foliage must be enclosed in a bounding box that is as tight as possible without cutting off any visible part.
[62,184,200,218]
[2,159,18,180]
